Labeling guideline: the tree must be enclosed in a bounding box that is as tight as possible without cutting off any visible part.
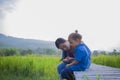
[92,50,99,56]
[19,49,33,55]
[0,48,20,56]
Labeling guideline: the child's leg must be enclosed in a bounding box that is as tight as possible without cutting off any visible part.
[61,68,75,80]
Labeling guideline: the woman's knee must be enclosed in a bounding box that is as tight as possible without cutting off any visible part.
[57,62,67,75]
[57,62,66,70]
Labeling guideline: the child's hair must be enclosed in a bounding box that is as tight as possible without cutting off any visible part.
[68,30,82,40]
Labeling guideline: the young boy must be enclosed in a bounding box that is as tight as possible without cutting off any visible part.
[61,31,91,80]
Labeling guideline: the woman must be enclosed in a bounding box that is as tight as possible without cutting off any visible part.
[55,38,75,80]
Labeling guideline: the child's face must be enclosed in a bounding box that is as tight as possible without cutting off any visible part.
[59,41,70,51]
[69,38,80,48]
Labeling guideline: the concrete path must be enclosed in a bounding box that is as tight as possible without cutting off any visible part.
[74,64,120,80]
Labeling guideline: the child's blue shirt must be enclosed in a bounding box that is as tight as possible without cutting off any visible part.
[69,43,91,71]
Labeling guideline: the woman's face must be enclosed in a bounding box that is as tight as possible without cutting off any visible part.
[59,41,70,51]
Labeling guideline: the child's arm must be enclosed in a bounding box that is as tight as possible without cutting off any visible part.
[66,60,79,68]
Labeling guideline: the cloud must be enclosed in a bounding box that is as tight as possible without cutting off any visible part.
[0,0,18,33]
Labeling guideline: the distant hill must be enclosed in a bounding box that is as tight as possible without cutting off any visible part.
[0,33,56,49]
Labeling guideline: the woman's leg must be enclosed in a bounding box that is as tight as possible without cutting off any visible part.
[57,62,67,74]
[57,62,67,80]
[61,68,75,80]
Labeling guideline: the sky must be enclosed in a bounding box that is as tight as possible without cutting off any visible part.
[0,0,120,51]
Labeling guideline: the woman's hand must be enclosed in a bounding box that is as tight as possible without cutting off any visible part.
[66,64,72,68]
[62,58,69,62]
[62,57,74,63]
[66,57,74,60]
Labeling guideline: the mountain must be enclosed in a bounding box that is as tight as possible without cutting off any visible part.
[0,33,56,49]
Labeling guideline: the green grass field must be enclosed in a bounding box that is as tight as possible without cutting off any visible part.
[92,54,120,68]
[0,55,60,80]
[0,54,120,80]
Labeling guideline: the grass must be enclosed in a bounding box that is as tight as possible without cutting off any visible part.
[84,74,100,80]
[0,54,120,80]
[0,55,60,80]
[92,54,120,68]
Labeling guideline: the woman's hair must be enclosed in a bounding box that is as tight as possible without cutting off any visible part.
[68,30,82,40]
[55,38,66,49]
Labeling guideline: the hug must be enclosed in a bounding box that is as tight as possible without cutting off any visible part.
[55,31,91,80]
